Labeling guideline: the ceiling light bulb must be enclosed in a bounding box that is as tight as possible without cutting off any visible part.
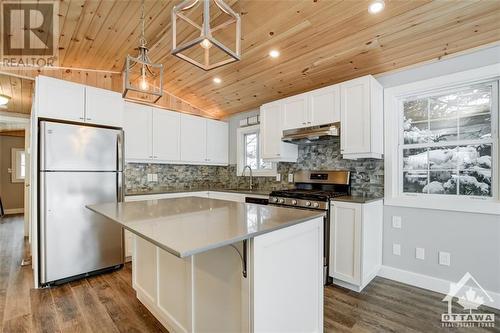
[200,38,213,49]
[140,76,149,91]
[0,94,11,106]
[269,50,280,58]
[213,77,222,84]
[368,0,385,14]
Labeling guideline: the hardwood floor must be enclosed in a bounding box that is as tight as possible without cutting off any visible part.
[1,214,498,333]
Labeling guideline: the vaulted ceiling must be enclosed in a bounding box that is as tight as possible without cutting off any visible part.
[7,0,500,118]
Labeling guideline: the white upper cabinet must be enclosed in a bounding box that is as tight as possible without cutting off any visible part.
[282,94,308,130]
[308,85,340,126]
[36,76,124,128]
[260,101,298,162]
[37,76,85,122]
[206,119,228,165]
[340,75,383,159]
[85,86,123,127]
[180,114,208,163]
[152,109,180,162]
[124,102,152,161]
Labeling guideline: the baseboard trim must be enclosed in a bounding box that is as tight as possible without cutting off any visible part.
[3,208,24,215]
[378,265,500,310]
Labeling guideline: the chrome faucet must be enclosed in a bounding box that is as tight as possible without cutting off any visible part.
[241,165,254,190]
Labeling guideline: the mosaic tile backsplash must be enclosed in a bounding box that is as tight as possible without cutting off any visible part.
[125,141,384,196]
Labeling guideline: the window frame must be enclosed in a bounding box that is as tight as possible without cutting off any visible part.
[11,148,26,183]
[384,64,500,214]
[237,125,277,177]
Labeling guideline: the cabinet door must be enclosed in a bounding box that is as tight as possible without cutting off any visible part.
[37,76,85,122]
[152,108,180,162]
[309,85,340,126]
[260,102,282,159]
[180,114,207,163]
[329,202,361,285]
[85,86,124,127]
[282,94,308,130]
[124,103,152,161]
[206,119,228,164]
[340,77,371,154]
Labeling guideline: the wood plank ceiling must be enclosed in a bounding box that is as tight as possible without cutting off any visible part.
[5,0,500,118]
[0,75,33,115]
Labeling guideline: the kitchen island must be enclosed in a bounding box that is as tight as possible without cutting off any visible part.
[88,197,324,333]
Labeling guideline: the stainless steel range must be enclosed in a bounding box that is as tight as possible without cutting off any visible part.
[269,170,351,285]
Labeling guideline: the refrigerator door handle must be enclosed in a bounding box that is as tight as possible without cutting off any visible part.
[117,130,124,172]
[39,172,47,284]
[117,172,124,203]
[40,121,46,171]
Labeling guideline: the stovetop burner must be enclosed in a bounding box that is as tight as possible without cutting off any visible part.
[270,189,348,201]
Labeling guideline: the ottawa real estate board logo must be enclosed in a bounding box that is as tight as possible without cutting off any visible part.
[1,1,59,68]
[441,272,495,328]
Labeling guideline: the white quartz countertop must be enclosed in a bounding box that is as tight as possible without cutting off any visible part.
[87,197,324,258]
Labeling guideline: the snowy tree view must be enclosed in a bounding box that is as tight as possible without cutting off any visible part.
[402,83,494,197]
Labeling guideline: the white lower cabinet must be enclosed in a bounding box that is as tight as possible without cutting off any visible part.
[329,200,383,292]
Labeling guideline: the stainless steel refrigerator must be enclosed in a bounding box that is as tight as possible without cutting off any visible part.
[39,120,124,285]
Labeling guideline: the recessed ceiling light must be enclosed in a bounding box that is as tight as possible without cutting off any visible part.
[368,0,385,14]
[269,50,280,58]
[0,94,11,106]
[213,77,222,84]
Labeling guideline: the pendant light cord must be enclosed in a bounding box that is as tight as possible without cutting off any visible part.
[139,0,147,48]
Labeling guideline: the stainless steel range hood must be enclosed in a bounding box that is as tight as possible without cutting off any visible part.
[282,123,340,144]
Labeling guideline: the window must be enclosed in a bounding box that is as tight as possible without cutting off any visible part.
[237,125,276,176]
[401,81,496,198]
[11,148,26,183]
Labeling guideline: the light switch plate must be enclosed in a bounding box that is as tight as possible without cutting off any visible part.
[152,174,158,182]
[275,174,281,182]
[393,243,401,256]
[392,216,402,228]
[416,247,425,260]
[439,252,451,266]
[147,174,152,182]
[288,174,294,183]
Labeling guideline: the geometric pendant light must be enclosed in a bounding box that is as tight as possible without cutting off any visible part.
[123,0,164,103]
[171,0,241,71]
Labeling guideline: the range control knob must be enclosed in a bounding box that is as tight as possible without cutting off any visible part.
[278,198,285,204]
[291,199,298,205]
[270,197,278,203]
[313,202,320,208]
[305,201,311,206]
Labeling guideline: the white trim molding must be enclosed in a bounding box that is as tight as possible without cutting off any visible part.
[378,265,500,311]
[384,63,500,215]
[236,124,277,177]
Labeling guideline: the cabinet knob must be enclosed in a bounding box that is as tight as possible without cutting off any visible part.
[86,118,92,121]
[79,117,85,120]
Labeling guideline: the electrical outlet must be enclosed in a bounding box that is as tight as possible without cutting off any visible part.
[152,174,158,182]
[416,247,425,260]
[275,174,281,182]
[288,174,294,183]
[439,252,451,266]
[392,216,402,229]
[147,174,152,182]
[392,243,401,256]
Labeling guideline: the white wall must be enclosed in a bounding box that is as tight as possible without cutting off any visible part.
[378,44,500,293]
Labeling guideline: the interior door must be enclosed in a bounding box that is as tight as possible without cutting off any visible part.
[40,171,123,283]
[41,121,122,171]
[152,108,181,162]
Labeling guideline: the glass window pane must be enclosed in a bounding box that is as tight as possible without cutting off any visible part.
[459,114,491,140]
[244,133,258,170]
[429,118,457,142]
[260,159,272,170]
[403,171,428,194]
[427,171,457,195]
[457,84,492,117]
[403,120,431,144]
[459,170,491,197]
[403,99,428,122]
[429,94,458,120]
[403,148,427,170]
[428,146,457,170]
